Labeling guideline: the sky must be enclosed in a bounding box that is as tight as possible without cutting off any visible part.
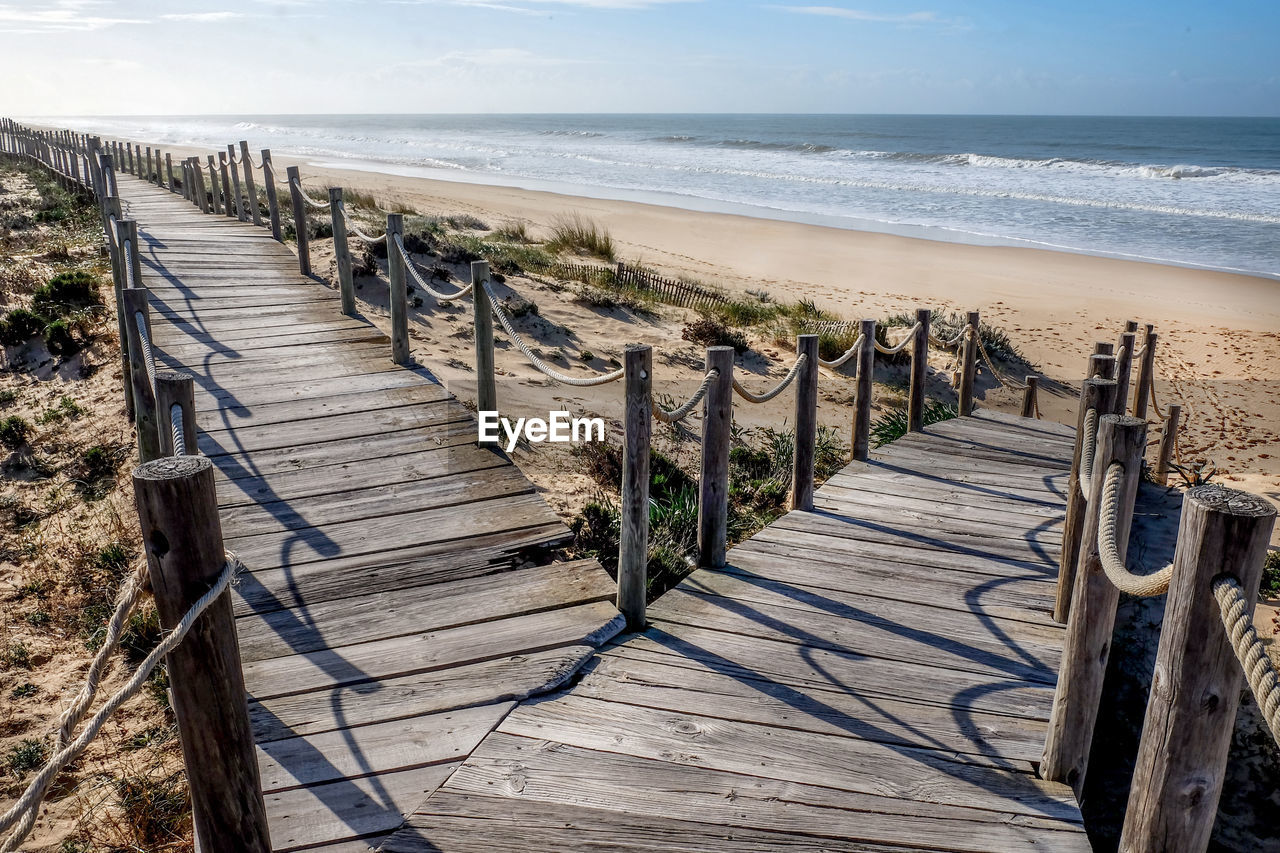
[1,0,1277,116]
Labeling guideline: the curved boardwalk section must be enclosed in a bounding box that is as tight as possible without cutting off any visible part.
[387,411,1091,852]
[115,175,625,851]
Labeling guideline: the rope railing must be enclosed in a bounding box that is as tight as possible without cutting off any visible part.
[395,234,474,302]
[732,353,807,404]
[170,403,187,456]
[928,324,972,350]
[121,238,137,289]
[1078,407,1099,495]
[134,310,157,392]
[0,555,243,852]
[653,369,719,424]
[1096,461,1174,597]
[973,331,1029,390]
[484,279,625,387]
[292,177,330,210]
[342,203,387,244]
[817,332,865,369]
[1213,575,1280,743]
[873,322,920,355]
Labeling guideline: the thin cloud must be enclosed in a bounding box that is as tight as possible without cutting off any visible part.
[403,0,699,10]
[160,11,251,22]
[0,0,146,32]
[768,5,942,24]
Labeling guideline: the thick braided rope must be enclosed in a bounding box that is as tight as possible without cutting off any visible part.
[121,238,137,289]
[1212,576,1280,744]
[291,178,329,210]
[874,322,920,355]
[928,324,972,350]
[106,214,120,249]
[818,333,866,369]
[55,562,149,748]
[1096,461,1174,597]
[732,354,807,404]
[653,369,718,424]
[0,557,242,853]
[483,280,625,387]
[1078,407,1099,496]
[134,311,157,393]
[1149,382,1167,421]
[974,331,1029,390]
[342,205,387,244]
[396,234,475,302]
[170,403,186,456]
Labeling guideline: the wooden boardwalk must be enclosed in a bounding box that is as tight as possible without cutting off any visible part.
[116,175,626,851]
[118,173,1087,852]
[384,410,1090,852]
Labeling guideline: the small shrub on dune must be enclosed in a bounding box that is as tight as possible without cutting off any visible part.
[0,415,32,448]
[547,212,615,261]
[494,221,532,243]
[0,308,45,346]
[32,270,100,316]
[869,400,958,448]
[444,214,488,231]
[714,298,778,327]
[44,318,81,356]
[682,316,749,353]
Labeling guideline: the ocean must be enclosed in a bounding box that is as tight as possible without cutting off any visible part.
[50,114,1280,278]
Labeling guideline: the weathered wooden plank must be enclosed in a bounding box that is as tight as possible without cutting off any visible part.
[251,645,599,743]
[221,464,532,540]
[216,440,505,511]
[225,491,561,572]
[608,625,1056,720]
[574,653,1050,763]
[499,694,1078,818]
[242,601,625,700]
[258,702,511,793]
[649,588,1059,683]
[196,383,451,436]
[199,398,470,457]
[263,762,460,852]
[391,792,944,853]
[238,559,614,662]
[233,522,570,618]
[442,735,1089,852]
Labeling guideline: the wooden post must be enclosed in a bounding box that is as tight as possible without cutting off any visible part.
[1154,404,1182,485]
[192,158,209,214]
[239,141,261,226]
[330,188,356,316]
[1054,377,1118,623]
[697,346,734,568]
[958,310,979,416]
[156,371,198,457]
[105,200,133,420]
[221,153,238,217]
[1095,341,1114,356]
[122,288,161,464]
[1119,486,1276,853]
[1115,331,1136,414]
[1132,327,1156,420]
[1042,414,1147,795]
[261,151,281,240]
[1089,353,1116,384]
[790,334,820,511]
[1020,376,1040,418]
[180,160,190,200]
[208,156,225,216]
[383,214,409,365]
[132,456,273,853]
[471,259,496,412]
[618,345,652,631]
[851,318,876,462]
[286,166,310,274]
[906,308,931,432]
[145,146,152,182]
[125,142,134,174]
[165,152,174,192]
[227,144,245,221]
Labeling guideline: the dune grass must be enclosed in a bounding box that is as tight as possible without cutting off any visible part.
[546,212,615,261]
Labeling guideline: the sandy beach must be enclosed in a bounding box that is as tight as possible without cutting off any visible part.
[123,140,1279,539]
